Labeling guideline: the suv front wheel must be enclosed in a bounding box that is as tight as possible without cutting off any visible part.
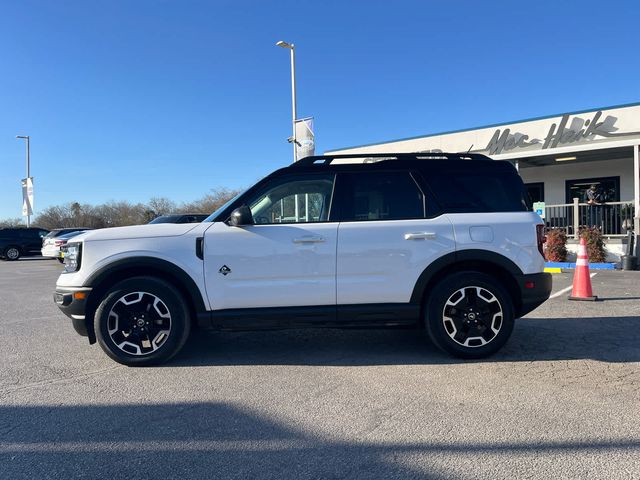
[425,272,514,359]
[94,277,191,366]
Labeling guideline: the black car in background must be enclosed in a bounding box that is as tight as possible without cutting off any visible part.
[148,214,208,224]
[0,227,50,261]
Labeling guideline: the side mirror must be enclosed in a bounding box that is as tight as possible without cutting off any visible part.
[229,205,254,226]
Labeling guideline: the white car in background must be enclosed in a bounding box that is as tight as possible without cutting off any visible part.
[42,229,92,263]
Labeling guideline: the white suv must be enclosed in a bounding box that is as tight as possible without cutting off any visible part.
[54,153,551,366]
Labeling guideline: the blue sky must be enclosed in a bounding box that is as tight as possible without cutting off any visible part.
[1,0,639,220]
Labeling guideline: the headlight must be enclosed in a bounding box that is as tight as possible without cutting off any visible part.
[63,242,82,273]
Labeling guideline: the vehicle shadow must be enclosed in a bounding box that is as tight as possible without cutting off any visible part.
[6,256,54,262]
[172,315,640,367]
[1,402,638,479]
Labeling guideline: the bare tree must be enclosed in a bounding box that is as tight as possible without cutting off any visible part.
[180,187,240,214]
[0,218,25,228]
[146,197,177,218]
[23,186,242,230]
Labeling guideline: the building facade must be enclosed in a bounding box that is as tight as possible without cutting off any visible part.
[326,102,640,260]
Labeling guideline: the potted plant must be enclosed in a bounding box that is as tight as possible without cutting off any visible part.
[580,227,606,263]
[544,229,568,262]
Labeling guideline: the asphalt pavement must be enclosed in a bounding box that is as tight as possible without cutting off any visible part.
[1,258,639,479]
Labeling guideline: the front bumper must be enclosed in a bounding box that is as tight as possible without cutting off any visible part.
[54,287,92,337]
[516,272,552,317]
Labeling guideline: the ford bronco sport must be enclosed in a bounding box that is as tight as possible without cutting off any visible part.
[54,153,551,366]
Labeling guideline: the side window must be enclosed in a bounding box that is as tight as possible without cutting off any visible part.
[427,173,528,212]
[248,173,335,224]
[337,171,425,221]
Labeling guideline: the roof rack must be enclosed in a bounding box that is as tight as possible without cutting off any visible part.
[294,152,492,166]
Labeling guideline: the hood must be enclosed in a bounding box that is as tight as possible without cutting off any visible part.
[73,223,202,242]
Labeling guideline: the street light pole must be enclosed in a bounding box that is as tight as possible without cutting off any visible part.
[276,40,297,163]
[16,135,31,227]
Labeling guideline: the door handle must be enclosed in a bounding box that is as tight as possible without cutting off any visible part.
[404,232,437,240]
[293,235,325,244]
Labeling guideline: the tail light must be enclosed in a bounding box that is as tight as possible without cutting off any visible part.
[536,224,546,258]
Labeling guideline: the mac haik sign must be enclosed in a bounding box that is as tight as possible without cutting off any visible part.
[484,110,640,155]
[325,103,640,157]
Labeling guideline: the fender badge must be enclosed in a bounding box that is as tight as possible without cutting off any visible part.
[219,265,231,276]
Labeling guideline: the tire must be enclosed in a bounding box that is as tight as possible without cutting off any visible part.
[4,246,21,261]
[425,271,514,359]
[94,277,192,366]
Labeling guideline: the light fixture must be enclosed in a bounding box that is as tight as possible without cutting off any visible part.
[555,156,577,162]
[276,40,293,49]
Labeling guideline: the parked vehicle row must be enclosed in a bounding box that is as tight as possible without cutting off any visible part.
[0,227,93,262]
[1,213,207,261]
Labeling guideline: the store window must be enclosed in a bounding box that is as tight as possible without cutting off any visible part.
[525,183,545,203]
[565,177,620,203]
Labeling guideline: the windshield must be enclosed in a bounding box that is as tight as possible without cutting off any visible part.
[44,230,63,239]
[149,215,181,224]
[58,230,88,240]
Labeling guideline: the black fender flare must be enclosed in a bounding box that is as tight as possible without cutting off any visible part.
[84,257,208,314]
[410,249,524,304]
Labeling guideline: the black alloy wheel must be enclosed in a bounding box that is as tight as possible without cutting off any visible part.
[425,272,514,359]
[4,246,21,261]
[94,277,191,366]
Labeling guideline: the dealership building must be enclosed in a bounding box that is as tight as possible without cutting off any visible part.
[326,102,640,260]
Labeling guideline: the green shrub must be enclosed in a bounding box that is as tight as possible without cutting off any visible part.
[544,229,568,262]
[579,227,606,263]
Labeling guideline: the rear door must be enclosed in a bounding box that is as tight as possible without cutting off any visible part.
[20,229,47,254]
[335,170,456,305]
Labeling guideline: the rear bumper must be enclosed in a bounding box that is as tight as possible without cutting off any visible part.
[54,287,92,337]
[516,272,552,317]
[41,246,61,258]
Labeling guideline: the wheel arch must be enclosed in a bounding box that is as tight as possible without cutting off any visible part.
[411,250,524,323]
[83,257,207,343]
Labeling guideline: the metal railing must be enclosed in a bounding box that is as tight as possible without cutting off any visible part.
[544,200,635,238]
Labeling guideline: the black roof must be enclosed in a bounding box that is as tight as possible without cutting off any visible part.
[295,152,491,165]
[275,152,516,176]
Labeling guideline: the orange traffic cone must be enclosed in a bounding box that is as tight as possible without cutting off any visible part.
[569,238,597,301]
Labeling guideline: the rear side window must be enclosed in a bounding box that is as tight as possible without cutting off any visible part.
[19,230,39,239]
[337,171,425,221]
[426,173,529,213]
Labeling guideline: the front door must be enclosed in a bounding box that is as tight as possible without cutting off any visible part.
[204,173,337,311]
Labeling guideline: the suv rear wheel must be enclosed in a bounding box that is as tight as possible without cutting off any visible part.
[4,246,21,261]
[94,277,191,366]
[425,272,514,359]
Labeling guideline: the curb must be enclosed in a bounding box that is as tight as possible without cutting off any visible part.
[545,262,616,271]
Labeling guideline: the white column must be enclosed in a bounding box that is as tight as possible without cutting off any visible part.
[634,144,639,255]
